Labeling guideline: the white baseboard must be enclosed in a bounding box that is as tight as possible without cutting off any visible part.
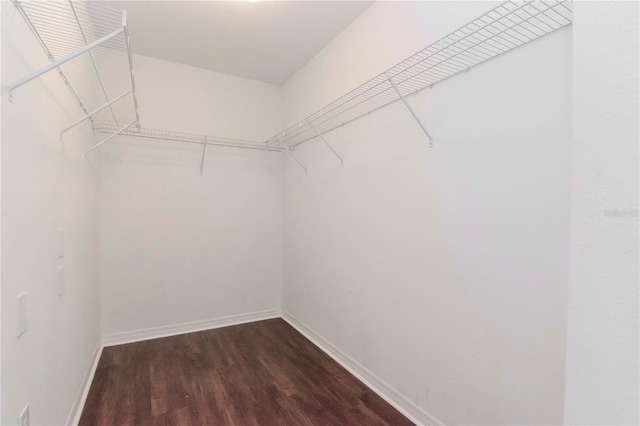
[281,310,444,426]
[66,342,103,426]
[102,308,282,347]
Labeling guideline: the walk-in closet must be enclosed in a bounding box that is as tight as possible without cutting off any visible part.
[1,0,638,425]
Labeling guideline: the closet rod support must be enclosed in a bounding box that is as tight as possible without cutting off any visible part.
[122,10,141,127]
[386,72,433,147]
[200,137,207,175]
[307,120,343,167]
[277,140,307,174]
[8,27,125,95]
[69,1,119,124]
[60,89,132,141]
[85,119,136,156]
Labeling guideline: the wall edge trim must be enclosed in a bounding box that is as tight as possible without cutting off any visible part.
[66,342,103,426]
[102,308,282,347]
[282,310,445,426]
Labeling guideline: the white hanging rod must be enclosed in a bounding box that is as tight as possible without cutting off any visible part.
[10,0,140,131]
[93,123,285,153]
[266,0,572,150]
[8,27,124,96]
[10,0,89,115]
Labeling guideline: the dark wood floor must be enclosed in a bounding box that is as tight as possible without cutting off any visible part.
[79,318,413,425]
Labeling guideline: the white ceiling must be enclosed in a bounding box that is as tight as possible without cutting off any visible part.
[102,1,373,85]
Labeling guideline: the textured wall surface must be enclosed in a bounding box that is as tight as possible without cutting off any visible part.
[564,2,640,424]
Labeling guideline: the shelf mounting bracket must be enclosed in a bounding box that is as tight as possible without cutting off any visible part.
[276,140,307,174]
[85,120,136,156]
[307,120,343,167]
[200,136,208,176]
[60,90,132,142]
[386,72,433,147]
[122,10,141,127]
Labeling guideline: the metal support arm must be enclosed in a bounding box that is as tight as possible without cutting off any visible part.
[276,140,307,174]
[386,72,433,147]
[307,121,343,166]
[200,137,207,175]
[122,10,141,127]
[85,120,136,156]
[9,27,125,95]
[70,1,118,124]
[60,90,132,141]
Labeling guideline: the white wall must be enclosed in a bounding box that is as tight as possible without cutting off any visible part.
[1,3,101,425]
[99,55,284,338]
[0,6,4,422]
[282,2,572,425]
[132,54,283,141]
[564,2,639,424]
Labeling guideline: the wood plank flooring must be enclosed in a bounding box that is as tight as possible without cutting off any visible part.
[79,318,413,425]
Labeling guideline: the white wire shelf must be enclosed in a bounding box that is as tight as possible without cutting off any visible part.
[10,0,139,129]
[266,0,573,150]
[93,123,284,153]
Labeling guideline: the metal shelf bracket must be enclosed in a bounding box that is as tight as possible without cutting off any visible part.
[122,10,141,127]
[200,136,208,175]
[307,120,344,166]
[276,140,308,174]
[386,72,433,147]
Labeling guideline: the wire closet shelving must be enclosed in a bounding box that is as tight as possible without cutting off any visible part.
[8,0,573,167]
[265,0,573,156]
[93,123,284,174]
[9,0,140,148]
[94,123,282,153]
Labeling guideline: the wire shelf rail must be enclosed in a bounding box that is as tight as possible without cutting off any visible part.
[10,0,140,134]
[265,0,572,150]
[94,123,284,174]
[94,123,283,153]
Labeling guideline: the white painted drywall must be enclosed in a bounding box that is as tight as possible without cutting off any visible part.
[282,2,572,424]
[1,3,101,424]
[133,54,283,141]
[99,55,284,337]
[564,2,639,424]
[0,6,4,422]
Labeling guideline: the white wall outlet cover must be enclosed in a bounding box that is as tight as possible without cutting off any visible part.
[58,265,65,296]
[57,228,64,258]
[18,403,30,426]
[16,292,28,338]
